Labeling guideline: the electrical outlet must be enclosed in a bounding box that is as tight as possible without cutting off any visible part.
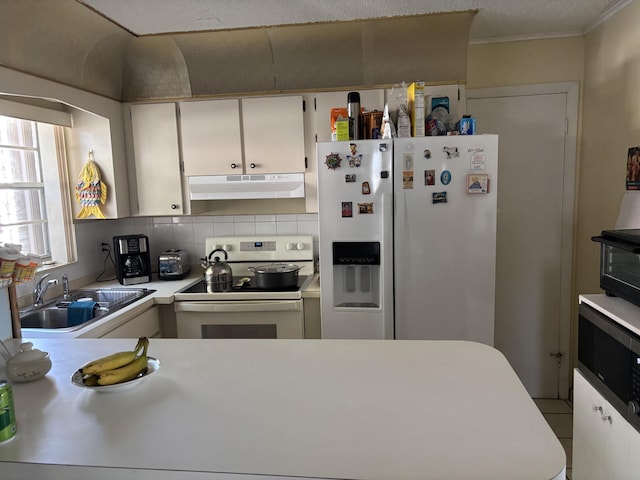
[101,242,110,252]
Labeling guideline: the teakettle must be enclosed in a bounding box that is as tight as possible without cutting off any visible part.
[201,248,233,291]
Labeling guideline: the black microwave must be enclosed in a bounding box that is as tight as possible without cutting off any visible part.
[578,302,640,433]
[592,229,640,307]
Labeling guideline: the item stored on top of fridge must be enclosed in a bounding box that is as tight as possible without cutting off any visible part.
[407,81,426,137]
[381,103,394,139]
[363,110,384,139]
[390,82,411,138]
[396,106,411,138]
[347,92,361,140]
[459,116,476,135]
[331,108,350,141]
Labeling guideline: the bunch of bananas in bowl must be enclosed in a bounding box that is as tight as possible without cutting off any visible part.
[76,337,152,387]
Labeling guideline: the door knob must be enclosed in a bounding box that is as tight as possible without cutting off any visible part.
[231,163,238,169]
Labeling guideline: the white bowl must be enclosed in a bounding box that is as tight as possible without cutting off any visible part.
[70,357,160,392]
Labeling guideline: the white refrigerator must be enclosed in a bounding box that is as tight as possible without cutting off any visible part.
[317,135,498,344]
[317,139,394,339]
[393,135,498,344]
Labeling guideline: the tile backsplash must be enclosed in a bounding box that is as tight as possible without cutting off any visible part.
[94,213,319,270]
[137,213,319,265]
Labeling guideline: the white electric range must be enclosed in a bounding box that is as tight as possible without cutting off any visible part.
[174,235,314,338]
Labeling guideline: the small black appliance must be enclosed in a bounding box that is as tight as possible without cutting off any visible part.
[113,234,151,285]
[591,229,640,307]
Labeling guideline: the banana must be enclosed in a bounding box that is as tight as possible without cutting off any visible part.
[79,337,145,376]
[95,354,148,386]
[95,337,150,386]
[82,374,100,386]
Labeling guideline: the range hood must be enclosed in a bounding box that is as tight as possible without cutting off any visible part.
[188,173,305,200]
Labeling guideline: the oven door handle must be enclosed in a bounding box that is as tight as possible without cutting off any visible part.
[174,301,302,313]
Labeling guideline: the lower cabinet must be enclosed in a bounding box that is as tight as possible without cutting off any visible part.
[101,306,161,338]
[573,369,640,479]
[303,297,320,339]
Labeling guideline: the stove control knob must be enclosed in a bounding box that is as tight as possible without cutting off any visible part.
[286,242,295,251]
[629,400,640,415]
[223,244,233,252]
[296,242,305,250]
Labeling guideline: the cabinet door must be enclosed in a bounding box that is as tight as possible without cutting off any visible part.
[573,369,640,480]
[605,396,640,479]
[180,99,243,176]
[130,104,185,215]
[242,96,305,173]
[573,370,607,480]
[101,307,160,338]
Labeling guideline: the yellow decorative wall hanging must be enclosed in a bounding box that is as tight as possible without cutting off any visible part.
[75,150,107,219]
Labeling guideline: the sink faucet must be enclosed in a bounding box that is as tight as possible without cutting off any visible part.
[33,273,58,306]
[62,274,72,300]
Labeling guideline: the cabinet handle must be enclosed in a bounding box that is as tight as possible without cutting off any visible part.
[231,163,238,169]
[593,405,603,413]
[171,204,178,210]
[250,163,257,169]
[601,414,613,424]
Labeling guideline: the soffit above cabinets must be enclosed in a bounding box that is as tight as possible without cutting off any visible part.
[0,0,629,102]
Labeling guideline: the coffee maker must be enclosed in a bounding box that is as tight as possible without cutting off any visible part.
[113,234,151,285]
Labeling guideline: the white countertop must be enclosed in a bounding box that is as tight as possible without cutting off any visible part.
[0,338,565,480]
[21,272,320,338]
[21,272,203,338]
[579,294,640,336]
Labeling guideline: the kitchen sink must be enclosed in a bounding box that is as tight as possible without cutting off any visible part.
[20,287,155,331]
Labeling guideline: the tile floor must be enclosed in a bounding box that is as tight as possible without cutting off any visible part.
[534,398,573,480]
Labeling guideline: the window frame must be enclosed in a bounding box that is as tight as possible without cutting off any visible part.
[0,104,76,267]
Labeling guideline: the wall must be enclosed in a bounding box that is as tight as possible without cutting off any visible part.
[577,0,640,296]
[0,66,130,218]
[467,37,585,89]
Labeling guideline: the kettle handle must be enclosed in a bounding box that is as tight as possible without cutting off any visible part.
[208,248,228,262]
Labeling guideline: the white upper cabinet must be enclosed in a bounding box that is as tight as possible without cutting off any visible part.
[180,99,243,176]
[180,95,305,176]
[241,95,305,174]
[129,103,187,216]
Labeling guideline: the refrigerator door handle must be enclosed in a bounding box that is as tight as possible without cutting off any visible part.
[394,190,406,242]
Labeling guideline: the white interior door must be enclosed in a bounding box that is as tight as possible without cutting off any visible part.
[467,83,578,399]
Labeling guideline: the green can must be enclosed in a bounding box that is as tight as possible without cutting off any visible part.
[0,380,17,444]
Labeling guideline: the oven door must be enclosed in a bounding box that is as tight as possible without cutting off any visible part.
[174,300,304,339]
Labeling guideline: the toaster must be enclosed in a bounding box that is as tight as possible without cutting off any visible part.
[158,249,191,280]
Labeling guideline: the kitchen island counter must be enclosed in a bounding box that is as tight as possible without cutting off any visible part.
[0,338,565,480]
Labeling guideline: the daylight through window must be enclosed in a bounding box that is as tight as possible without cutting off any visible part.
[0,114,74,265]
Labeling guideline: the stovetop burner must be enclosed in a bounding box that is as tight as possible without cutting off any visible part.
[179,275,309,294]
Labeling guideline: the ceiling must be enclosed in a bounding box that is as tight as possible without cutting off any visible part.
[77,0,629,42]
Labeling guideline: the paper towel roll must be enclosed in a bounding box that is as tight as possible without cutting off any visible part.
[615,190,640,228]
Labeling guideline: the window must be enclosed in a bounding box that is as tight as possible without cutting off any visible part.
[0,114,75,265]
